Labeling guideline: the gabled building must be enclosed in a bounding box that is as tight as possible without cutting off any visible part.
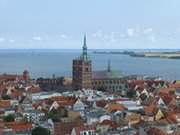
[73,99,86,111]
[71,125,96,135]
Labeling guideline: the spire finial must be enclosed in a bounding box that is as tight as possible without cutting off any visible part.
[82,34,88,60]
[83,34,87,48]
[107,60,111,72]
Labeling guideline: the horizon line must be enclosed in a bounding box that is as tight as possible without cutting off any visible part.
[0,48,179,50]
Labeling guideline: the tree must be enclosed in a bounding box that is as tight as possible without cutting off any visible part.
[3,114,15,122]
[1,94,11,100]
[48,106,68,122]
[32,126,50,135]
[126,90,136,98]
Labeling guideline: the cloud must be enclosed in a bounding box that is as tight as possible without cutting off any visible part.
[144,28,153,34]
[148,35,156,42]
[60,34,67,39]
[92,30,103,38]
[119,34,126,38]
[177,28,180,33]
[9,39,15,43]
[32,36,42,41]
[127,28,134,37]
[109,32,117,43]
[0,37,5,42]
[92,31,118,43]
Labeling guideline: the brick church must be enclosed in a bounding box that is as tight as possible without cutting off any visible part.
[72,35,127,92]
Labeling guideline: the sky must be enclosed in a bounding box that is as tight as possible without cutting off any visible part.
[0,0,180,49]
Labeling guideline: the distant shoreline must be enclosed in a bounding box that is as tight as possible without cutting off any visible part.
[93,51,180,59]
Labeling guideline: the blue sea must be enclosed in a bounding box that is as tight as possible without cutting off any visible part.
[0,49,180,80]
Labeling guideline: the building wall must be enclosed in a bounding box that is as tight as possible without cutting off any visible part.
[92,78,127,92]
[72,59,92,90]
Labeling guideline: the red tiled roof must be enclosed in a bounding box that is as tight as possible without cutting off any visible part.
[112,98,129,102]
[47,96,77,107]
[160,95,174,105]
[54,122,83,135]
[0,100,11,108]
[29,86,41,93]
[95,100,107,108]
[73,125,96,135]
[169,83,180,89]
[100,120,118,128]
[50,96,76,101]
[10,90,23,99]
[4,122,32,131]
[144,105,157,115]
[159,88,170,94]
[165,112,180,124]
[0,84,6,92]
[0,74,23,81]
[57,100,76,106]
[128,80,145,85]
[146,127,166,135]
[106,103,126,113]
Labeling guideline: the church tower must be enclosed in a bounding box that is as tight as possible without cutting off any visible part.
[72,35,92,90]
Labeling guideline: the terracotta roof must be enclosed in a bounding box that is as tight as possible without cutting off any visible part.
[125,113,141,123]
[10,90,23,99]
[100,120,118,128]
[128,80,145,85]
[3,122,32,131]
[47,96,77,107]
[95,100,107,108]
[144,105,157,115]
[0,84,6,92]
[127,79,163,91]
[169,83,180,89]
[50,96,76,101]
[146,96,157,106]
[166,112,180,124]
[29,86,41,93]
[32,101,43,109]
[159,88,174,96]
[106,103,126,113]
[0,100,11,108]
[112,98,129,102]
[57,100,76,106]
[54,121,83,135]
[0,74,23,81]
[161,95,174,105]
[146,127,166,135]
[169,131,180,135]
[73,125,96,135]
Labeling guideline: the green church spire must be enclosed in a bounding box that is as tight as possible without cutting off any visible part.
[82,34,88,60]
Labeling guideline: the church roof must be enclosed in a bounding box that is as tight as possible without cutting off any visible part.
[92,70,123,79]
